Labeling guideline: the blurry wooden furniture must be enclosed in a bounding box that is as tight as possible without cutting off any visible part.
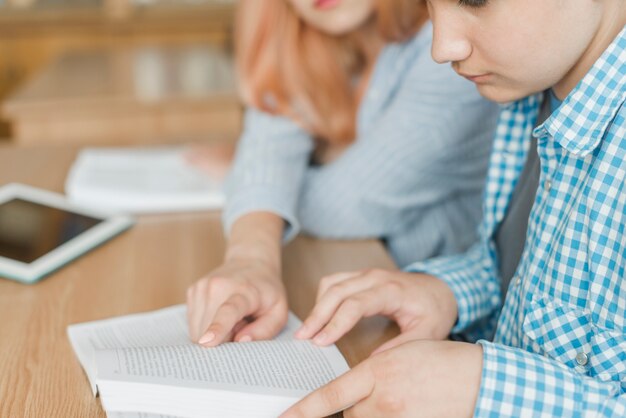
[0,0,236,23]
[0,144,398,416]
[0,0,236,136]
[2,45,242,146]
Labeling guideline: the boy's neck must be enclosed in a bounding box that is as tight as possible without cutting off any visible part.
[553,5,626,100]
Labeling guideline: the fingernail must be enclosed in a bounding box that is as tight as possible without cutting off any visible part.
[238,335,252,343]
[199,332,215,345]
[313,332,327,345]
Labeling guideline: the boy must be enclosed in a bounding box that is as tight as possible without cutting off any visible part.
[282,0,626,416]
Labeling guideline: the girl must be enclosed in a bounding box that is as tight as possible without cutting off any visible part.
[186,0,499,347]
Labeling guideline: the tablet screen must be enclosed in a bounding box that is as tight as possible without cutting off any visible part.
[0,198,103,264]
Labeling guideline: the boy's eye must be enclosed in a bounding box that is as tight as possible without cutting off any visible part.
[458,0,489,8]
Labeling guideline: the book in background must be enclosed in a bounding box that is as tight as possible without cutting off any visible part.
[65,147,225,214]
[67,305,350,418]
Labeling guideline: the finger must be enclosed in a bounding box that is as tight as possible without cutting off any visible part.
[344,396,384,418]
[316,271,362,302]
[234,303,288,342]
[199,294,251,347]
[312,290,386,346]
[371,332,419,356]
[296,275,377,340]
[344,400,377,418]
[279,365,374,418]
[187,283,211,342]
[186,287,197,341]
[232,318,249,336]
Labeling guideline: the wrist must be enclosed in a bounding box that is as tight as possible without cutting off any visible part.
[225,243,281,273]
[418,273,459,335]
[435,277,459,331]
[227,213,283,270]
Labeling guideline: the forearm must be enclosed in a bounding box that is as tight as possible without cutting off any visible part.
[225,212,285,272]
[223,107,313,243]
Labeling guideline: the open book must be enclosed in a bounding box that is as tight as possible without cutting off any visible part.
[65,147,225,214]
[67,305,349,418]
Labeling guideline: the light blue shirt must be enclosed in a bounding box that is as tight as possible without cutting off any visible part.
[408,26,626,417]
[224,22,499,267]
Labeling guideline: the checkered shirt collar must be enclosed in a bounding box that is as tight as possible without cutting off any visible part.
[533,26,626,156]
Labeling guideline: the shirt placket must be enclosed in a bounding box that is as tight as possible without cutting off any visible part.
[510,132,562,347]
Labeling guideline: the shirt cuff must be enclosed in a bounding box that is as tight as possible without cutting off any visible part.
[475,340,620,418]
[222,186,301,243]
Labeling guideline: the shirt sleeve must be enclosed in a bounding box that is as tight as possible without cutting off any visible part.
[475,340,625,417]
[222,107,314,241]
[404,240,501,340]
[297,40,499,261]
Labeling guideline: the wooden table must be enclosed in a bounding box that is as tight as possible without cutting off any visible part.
[0,145,398,416]
[2,45,243,146]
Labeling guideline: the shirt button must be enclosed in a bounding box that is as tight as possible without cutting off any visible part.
[575,352,589,366]
[545,179,552,192]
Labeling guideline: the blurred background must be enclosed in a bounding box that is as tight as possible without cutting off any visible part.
[0,0,241,146]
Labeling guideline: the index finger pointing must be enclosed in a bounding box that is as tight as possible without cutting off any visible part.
[199,294,251,346]
[279,364,374,418]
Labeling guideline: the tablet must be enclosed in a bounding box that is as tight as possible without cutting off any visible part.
[0,183,134,284]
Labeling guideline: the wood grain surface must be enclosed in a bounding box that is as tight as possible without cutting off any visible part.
[0,145,398,417]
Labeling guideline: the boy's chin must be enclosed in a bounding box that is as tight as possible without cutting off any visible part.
[475,84,533,105]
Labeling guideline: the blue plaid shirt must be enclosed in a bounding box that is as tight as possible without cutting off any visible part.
[407,27,626,417]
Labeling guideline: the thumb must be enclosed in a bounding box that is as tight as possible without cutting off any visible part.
[370,332,419,356]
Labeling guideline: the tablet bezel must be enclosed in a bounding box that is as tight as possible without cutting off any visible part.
[0,183,134,284]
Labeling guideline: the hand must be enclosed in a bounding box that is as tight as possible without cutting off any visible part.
[279,340,483,418]
[186,257,288,346]
[295,269,458,353]
[184,142,236,181]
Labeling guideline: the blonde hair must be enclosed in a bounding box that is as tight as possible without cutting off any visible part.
[235,0,428,144]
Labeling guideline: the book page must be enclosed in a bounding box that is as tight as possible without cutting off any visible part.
[67,304,301,394]
[96,339,349,398]
[65,147,225,213]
